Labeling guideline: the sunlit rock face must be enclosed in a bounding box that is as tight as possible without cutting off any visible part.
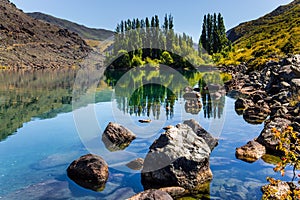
[141,123,213,191]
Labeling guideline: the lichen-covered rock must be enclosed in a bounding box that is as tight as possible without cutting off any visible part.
[235,140,266,163]
[257,118,291,154]
[67,154,108,191]
[141,123,212,190]
[102,122,136,151]
[183,119,218,150]
[127,189,173,200]
[261,180,291,200]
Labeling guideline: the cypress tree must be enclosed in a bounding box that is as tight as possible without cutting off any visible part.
[212,13,219,53]
[151,17,155,27]
[120,21,124,33]
[217,13,228,51]
[140,19,145,29]
[168,14,174,30]
[136,18,141,29]
[124,21,127,32]
[163,14,169,32]
[155,15,159,28]
[132,18,136,29]
[145,17,150,28]
[206,14,213,54]
[199,13,229,55]
[127,19,132,30]
[200,15,207,53]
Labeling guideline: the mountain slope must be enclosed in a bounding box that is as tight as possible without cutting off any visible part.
[225,0,300,68]
[27,12,114,41]
[0,0,91,69]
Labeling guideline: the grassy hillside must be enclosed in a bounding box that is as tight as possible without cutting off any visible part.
[222,0,300,68]
[27,12,114,41]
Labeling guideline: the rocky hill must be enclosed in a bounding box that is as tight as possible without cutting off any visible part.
[27,12,114,41]
[0,0,91,69]
[225,0,300,68]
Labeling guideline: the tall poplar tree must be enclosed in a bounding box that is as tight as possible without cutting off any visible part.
[199,13,229,55]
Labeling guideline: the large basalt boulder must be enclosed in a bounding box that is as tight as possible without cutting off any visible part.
[257,118,291,154]
[102,122,136,151]
[67,154,109,191]
[183,119,218,150]
[235,140,266,163]
[127,189,173,200]
[141,123,212,190]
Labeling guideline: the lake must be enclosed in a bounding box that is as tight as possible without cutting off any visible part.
[0,67,288,200]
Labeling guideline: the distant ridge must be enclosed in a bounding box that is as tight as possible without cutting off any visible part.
[27,12,114,41]
[0,0,91,69]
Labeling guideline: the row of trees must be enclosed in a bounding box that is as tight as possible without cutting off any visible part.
[199,13,230,55]
[107,13,230,69]
[107,14,205,69]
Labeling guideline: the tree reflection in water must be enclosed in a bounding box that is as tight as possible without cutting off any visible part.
[104,67,229,121]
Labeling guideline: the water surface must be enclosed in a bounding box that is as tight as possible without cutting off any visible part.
[0,68,288,199]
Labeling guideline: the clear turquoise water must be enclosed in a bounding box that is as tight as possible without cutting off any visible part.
[0,69,289,200]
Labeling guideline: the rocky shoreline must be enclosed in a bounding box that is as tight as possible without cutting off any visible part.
[222,54,300,162]
[65,55,300,199]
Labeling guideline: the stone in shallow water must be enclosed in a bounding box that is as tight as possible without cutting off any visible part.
[127,189,173,200]
[256,118,291,154]
[141,123,212,191]
[102,122,136,152]
[126,158,144,171]
[67,154,109,191]
[235,140,266,163]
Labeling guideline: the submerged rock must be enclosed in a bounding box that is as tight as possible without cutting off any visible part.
[235,140,266,163]
[126,158,144,171]
[138,119,152,123]
[67,154,109,191]
[127,189,173,200]
[1,180,71,200]
[102,122,136,151]
[183,119,218,150]
[141,123,212,190]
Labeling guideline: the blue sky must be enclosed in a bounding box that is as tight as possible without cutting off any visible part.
[11,0,293,41]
